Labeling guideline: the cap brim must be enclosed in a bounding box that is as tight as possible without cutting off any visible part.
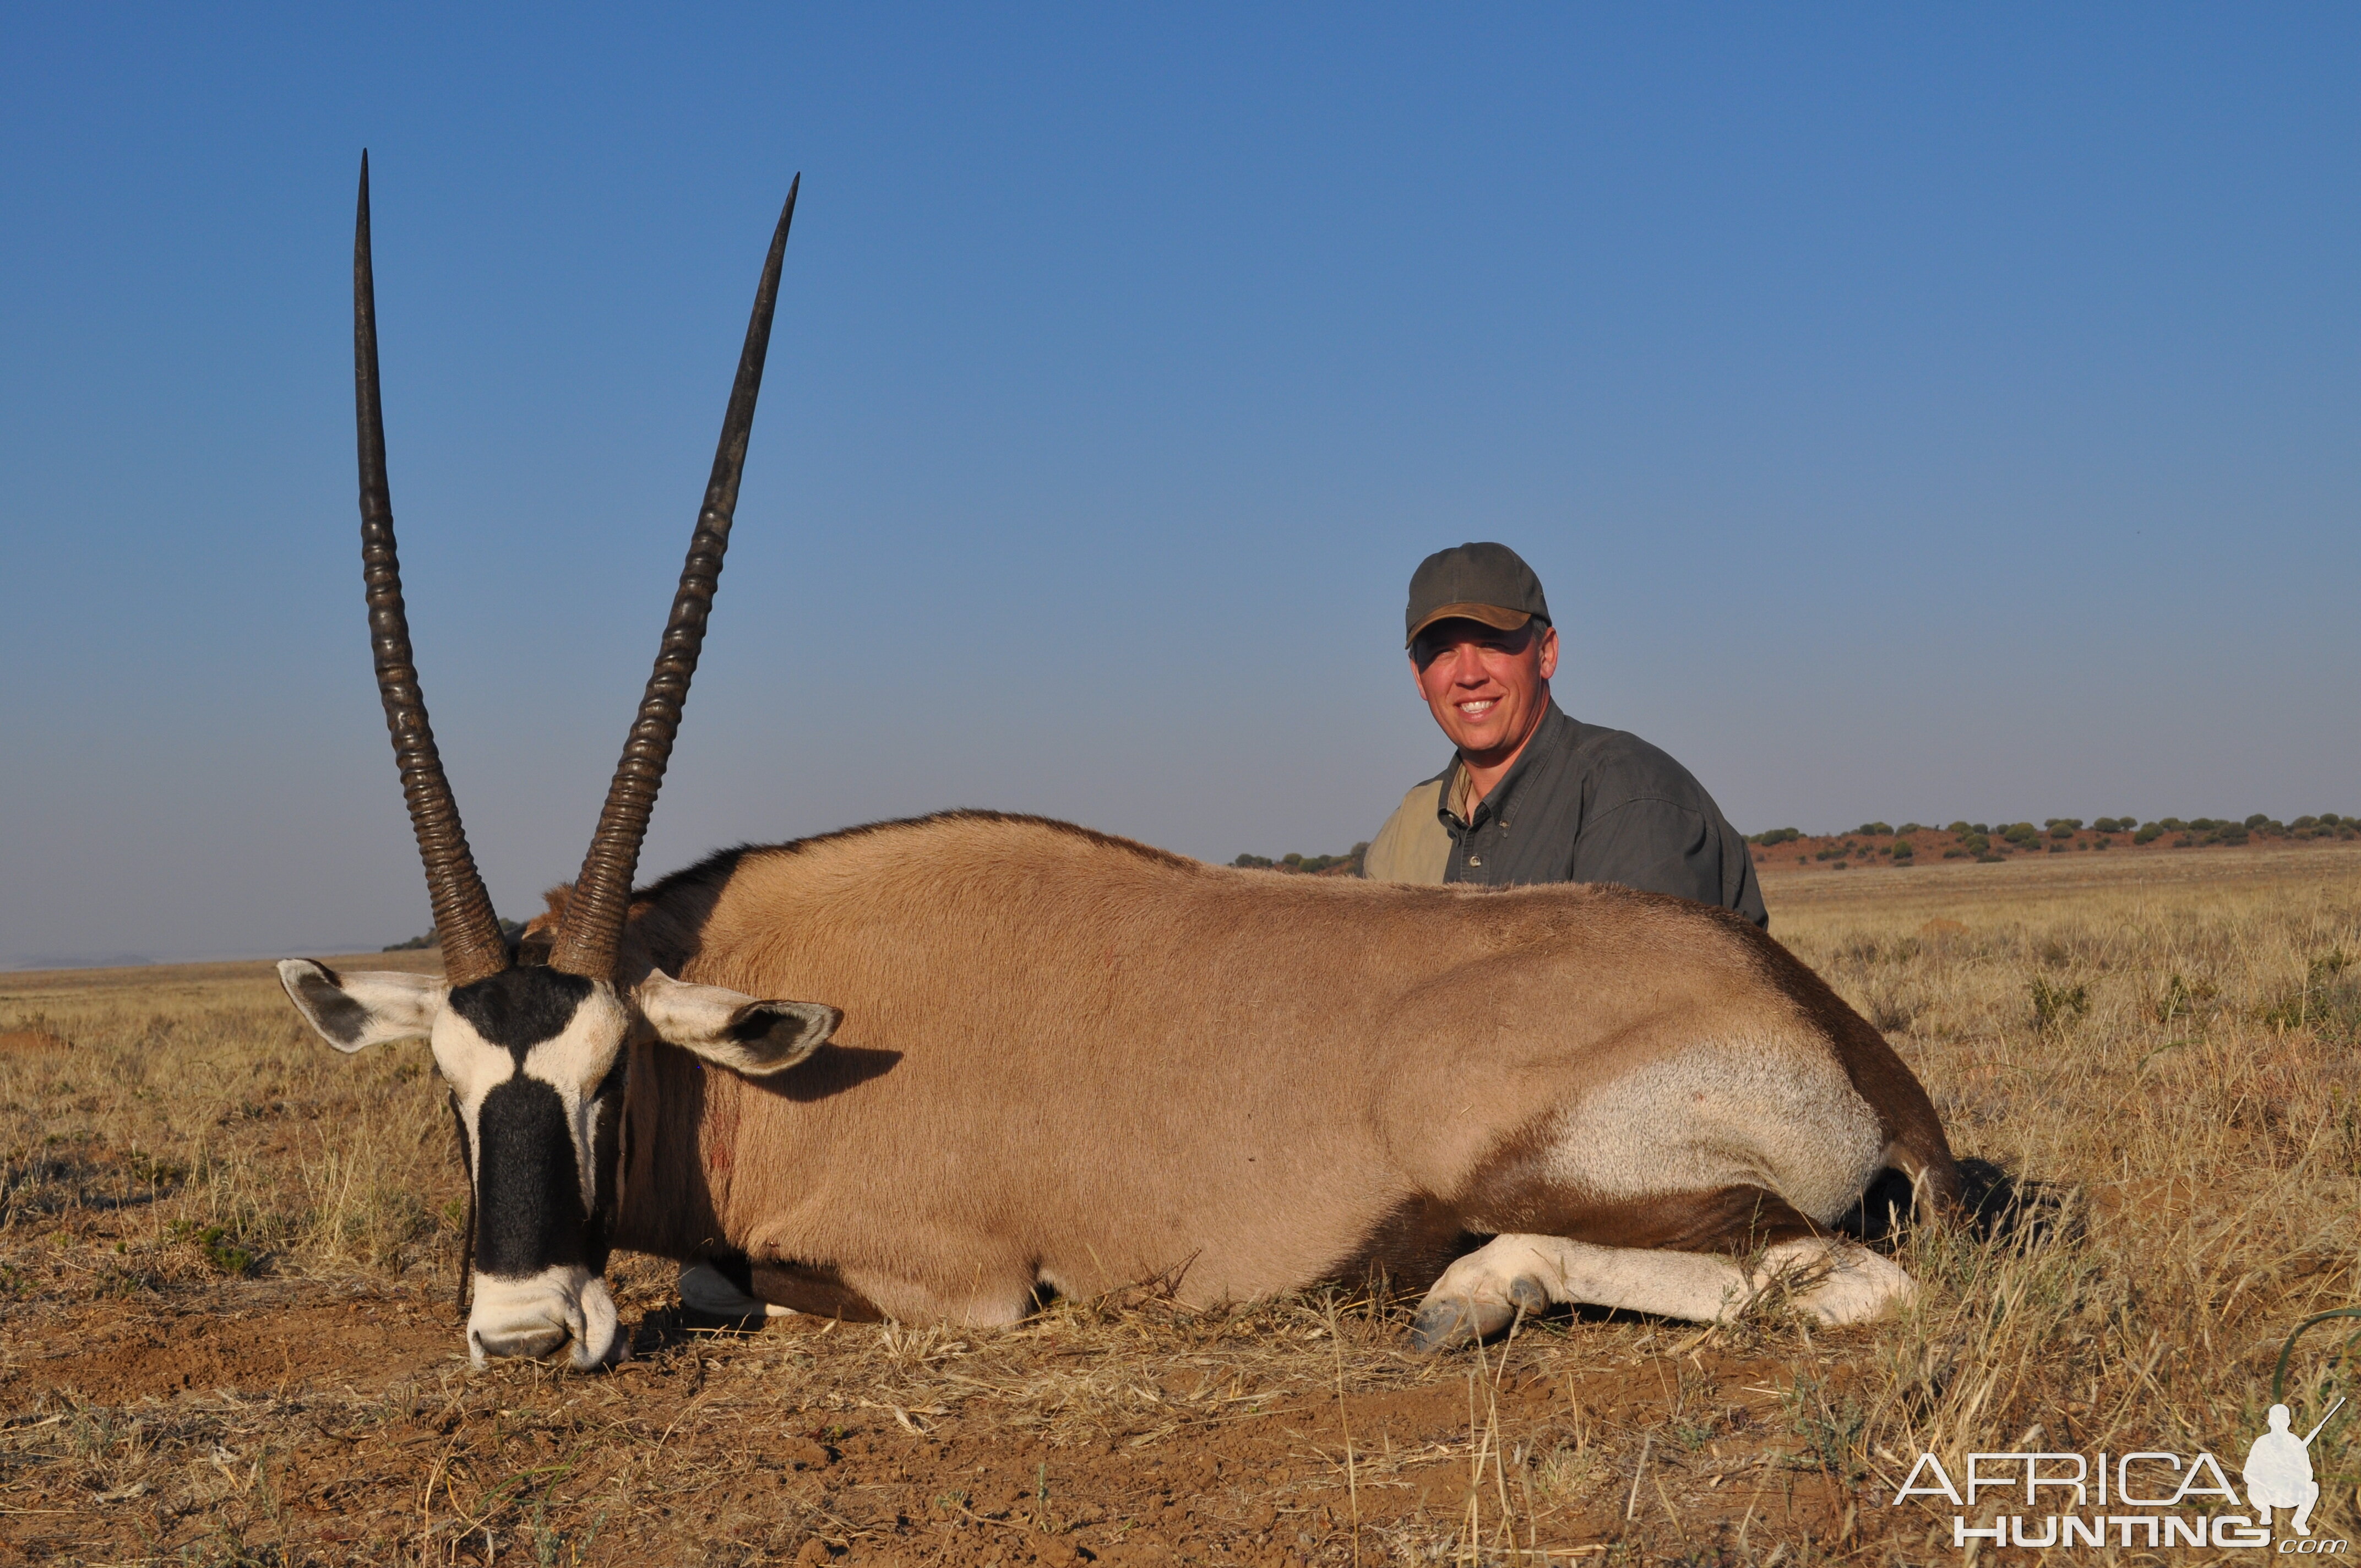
[1406,603,1535,647]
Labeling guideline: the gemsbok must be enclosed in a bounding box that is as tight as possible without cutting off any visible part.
[280,157,1960,1370]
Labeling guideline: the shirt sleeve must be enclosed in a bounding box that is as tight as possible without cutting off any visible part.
[1362,779,1452,884]
[1568,797,1756,920]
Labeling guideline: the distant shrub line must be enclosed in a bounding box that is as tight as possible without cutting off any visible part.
[1231,842,1370,876]
[1739,812,2357,869]
[384,916,528,953]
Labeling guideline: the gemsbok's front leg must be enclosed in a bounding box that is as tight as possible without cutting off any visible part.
[1408,1233,1917,1351]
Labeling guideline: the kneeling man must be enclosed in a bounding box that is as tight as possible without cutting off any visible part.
[1363,541,1766,927]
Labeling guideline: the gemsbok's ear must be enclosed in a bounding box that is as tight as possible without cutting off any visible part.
[634,970,840,1076]
[276,960,448,1052]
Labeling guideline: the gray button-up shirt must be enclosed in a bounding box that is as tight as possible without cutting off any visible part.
[1362,700,1767,927]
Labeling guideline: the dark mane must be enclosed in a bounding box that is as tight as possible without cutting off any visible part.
[629,809,1198,906]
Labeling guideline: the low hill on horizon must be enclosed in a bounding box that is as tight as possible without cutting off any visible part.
[1231,811,2360,881]
[1747,812,2357,872]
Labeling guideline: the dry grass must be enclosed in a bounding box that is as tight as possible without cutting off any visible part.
[0,846,2354,1565]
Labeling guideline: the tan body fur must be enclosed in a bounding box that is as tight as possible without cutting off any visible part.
[579,812,1956,1327]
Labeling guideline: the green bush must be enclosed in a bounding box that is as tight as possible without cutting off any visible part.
[1749,827,1802,846]
[2134,822,2163,843]
[1971,822,1992,835]
[2046,818,2083,839]
[1896,822,1925,835]
[1892,840,1914,860]
[166,1219,257,1277]
[1962,832,1992,855]
[2245,813,2270,830]
[1231,853,1275,869]
[1945,820,1972,835]
[2001,823,2041,847]
[1856,821,1892,836]
[2031,976,2091,1031]
[2160,818,2188,831]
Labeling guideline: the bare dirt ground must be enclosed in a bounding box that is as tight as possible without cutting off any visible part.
[2,845,2357,1565]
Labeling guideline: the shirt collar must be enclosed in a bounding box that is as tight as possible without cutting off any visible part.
[1438,700,1569,829]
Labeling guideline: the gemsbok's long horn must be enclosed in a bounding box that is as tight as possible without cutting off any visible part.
[352,151,512,989]
[547,176,800,981]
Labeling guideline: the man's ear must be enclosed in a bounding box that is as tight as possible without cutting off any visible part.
[633,970,840,1076]
[277,959,447,1052]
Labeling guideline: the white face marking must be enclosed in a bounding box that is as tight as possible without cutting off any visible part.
[526,986,630,1217]
[431,983,631,1218]
[469,1265,623,1369]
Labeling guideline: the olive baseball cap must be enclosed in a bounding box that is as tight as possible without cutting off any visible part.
[1403,541,1552,647]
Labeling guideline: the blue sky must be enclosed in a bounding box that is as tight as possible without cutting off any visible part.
[3,6,2356,965]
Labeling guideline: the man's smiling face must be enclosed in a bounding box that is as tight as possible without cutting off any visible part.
[1411,618,1559,764]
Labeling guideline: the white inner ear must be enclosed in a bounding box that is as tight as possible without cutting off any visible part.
[633,969,839,1076]
[276,959,448,1052]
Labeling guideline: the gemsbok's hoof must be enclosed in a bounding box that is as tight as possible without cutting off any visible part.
[678,1260,792,1322]
[1408,1275,1547,1352]
[1753,1239,1916,1325]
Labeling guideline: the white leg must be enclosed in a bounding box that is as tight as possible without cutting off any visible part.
[2293,1482,2318,1536]
[1409,1234,1915,1350]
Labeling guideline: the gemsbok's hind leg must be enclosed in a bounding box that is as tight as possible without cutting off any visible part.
[1409,1233,1915,1350]
[1408,1174,1921,1355]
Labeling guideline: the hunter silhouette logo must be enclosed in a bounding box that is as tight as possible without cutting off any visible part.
[1894,1309,2354,1551]
[2245,1398,2343,1539]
